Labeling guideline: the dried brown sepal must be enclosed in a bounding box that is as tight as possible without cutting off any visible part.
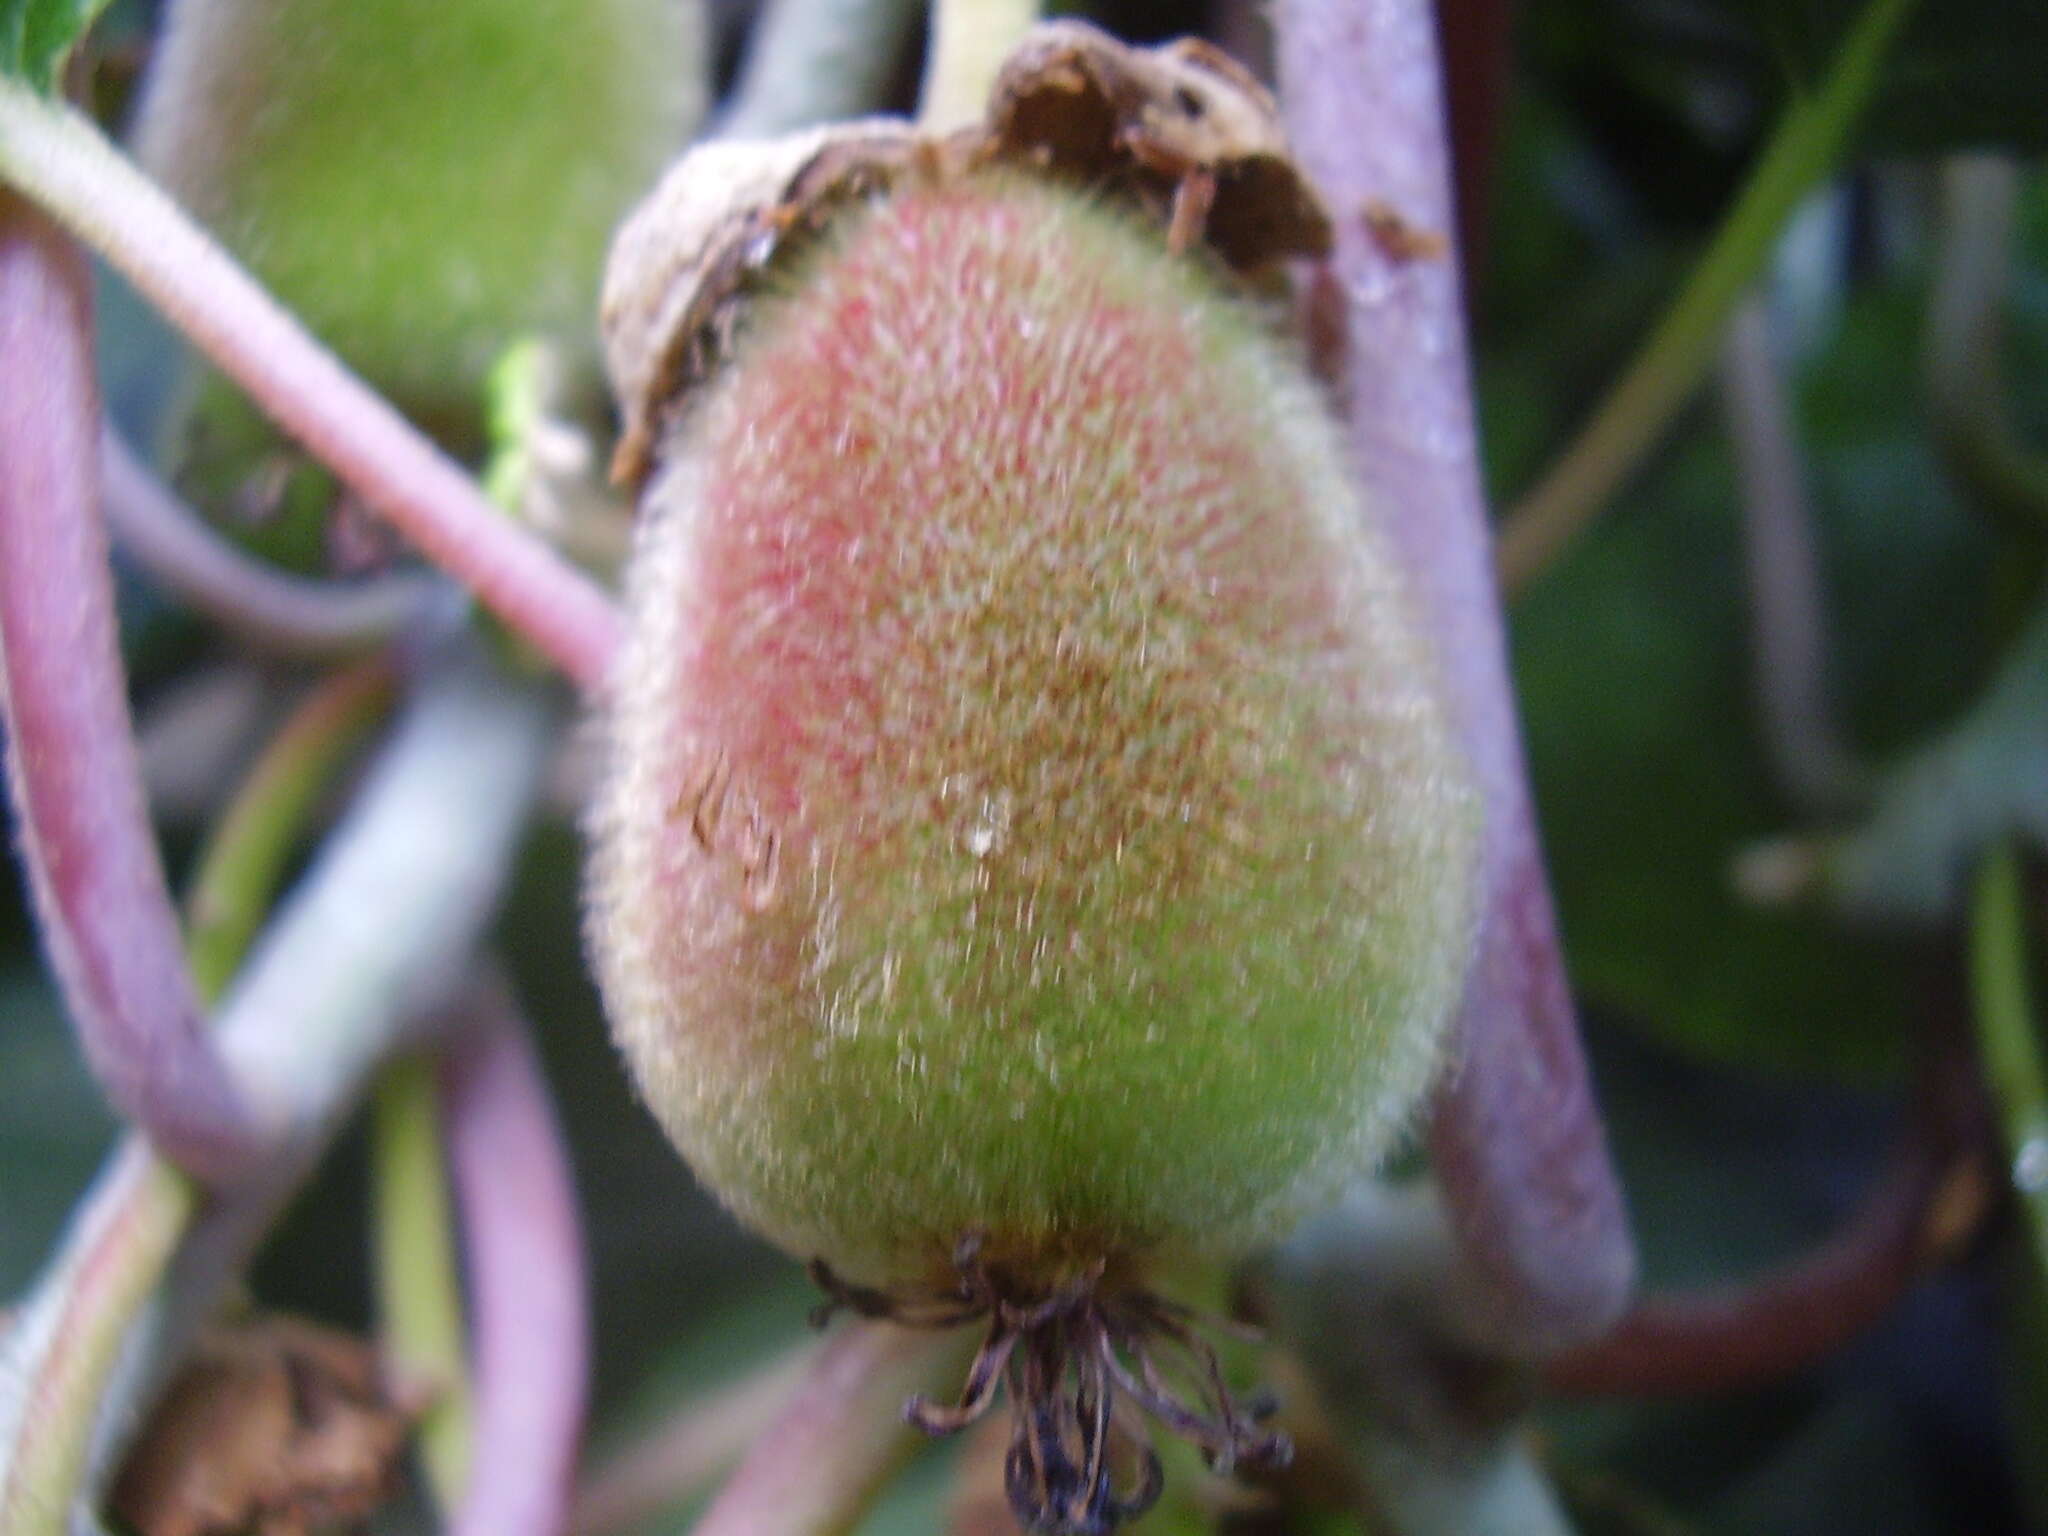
[599,21,1332,490]
[599,119,935,487]
[978,21,1333,272]
[109,1315,420,1536]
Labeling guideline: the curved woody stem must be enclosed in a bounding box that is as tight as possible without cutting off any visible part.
[442,968,593,1536]
[101,430,440,659]
[1273,0,1634,1354]
[1548,1039,1989,1396]
[0,189,265,1179]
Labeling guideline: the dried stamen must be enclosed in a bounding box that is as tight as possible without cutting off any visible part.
[808,1241,1289,1534]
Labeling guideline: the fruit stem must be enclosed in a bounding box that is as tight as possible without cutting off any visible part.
[1274,0,1635,1354]
[0,82,625,693]
[1493,0,1921,596]
[917,0,1039,130]
[695,1324,973,1536]
[440,968,592,1536]
[371,1054,473,1514]
[0,187,267,1178]
[101,430,440,658]
[720,0,924,137]
[1926,156,2048,539]
[1719,294,1870,817]
[183,656,400,1000]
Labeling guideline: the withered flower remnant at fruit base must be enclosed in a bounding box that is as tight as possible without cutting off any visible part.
[584,23,1480,1534]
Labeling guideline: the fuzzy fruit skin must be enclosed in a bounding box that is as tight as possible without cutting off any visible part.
[588,176,1477,1292]
[132,0,704,428]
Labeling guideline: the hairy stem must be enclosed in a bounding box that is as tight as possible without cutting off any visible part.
[1274,0,1634,1354]
[917,0,1038,130]
[183,656,399,999]
[0,83,623,691]
[1720,294,1869,816]
[442,968,591,1536]
[101,431,439,658]
[1926,156,2048,537]
[720,0,924,137]
[0,187,263,1177]
[572,1343,817,1536]
[694,1324,971,1536]
[372,1055,472,1513]
[1494,0,1920,596]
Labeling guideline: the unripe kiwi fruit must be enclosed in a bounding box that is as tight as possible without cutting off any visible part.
[587,171,1478,1300]
[131,0,705,432]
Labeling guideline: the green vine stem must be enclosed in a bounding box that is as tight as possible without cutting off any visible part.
[1970,843,2048,1280]
[1927,156,2048,539]
[183,656,398,999]
[372,1054,473,1514]
[0,81,622,691]
[1494,0,1920,597]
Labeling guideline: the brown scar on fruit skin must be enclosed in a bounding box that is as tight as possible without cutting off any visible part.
[666,748,783,908]
[808,1235,1290,1536]
[1360,198,1450,264]
[601,19,1333,491]
[109,1315,421,1536]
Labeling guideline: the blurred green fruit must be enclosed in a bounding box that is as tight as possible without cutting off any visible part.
[132,0,706,434]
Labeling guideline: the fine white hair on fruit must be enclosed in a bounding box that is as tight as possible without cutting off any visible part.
[586,172,1478,1292]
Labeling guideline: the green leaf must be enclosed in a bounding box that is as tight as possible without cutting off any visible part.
[1501,269,1998,1080]
[1,0,111,93]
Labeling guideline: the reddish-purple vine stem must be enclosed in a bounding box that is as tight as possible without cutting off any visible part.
[0,190,264,1180]
[0,90,623,692]
[442,968,592,1536]
[101,431,439,658]
[1274,0,1635,1354]
[1548,1043,1988,1396]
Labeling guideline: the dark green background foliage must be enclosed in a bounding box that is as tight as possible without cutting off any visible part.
[2,0,2046,1532]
